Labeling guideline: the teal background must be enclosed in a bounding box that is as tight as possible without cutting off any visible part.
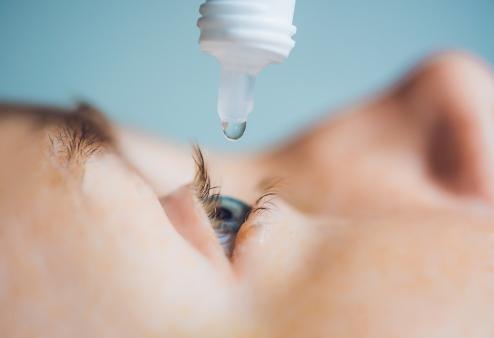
[0,0,493,150]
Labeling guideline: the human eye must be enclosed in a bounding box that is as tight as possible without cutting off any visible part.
[191,145,275,257]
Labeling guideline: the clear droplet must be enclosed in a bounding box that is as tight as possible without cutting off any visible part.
[221,121,247,141]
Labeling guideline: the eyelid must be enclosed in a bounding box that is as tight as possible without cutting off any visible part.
[159,184,233,275]
[230,193,283,264]
[191,144,280,229]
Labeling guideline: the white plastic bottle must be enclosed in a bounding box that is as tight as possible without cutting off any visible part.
[197,0,297,140]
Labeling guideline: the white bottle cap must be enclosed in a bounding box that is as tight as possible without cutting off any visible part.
[198,0,296,140]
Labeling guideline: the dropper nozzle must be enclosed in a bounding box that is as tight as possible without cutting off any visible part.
[217,66,256,141]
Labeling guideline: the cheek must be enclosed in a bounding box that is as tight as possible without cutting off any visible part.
[1,153,241,338]
[77,154,237,334]
[232,199,320,298]
[262,219,494,338]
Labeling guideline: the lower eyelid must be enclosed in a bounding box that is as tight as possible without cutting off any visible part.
[232,194,286,255]
[230,210,269,261]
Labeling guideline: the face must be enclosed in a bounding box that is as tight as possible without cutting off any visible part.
[1,52,494,338]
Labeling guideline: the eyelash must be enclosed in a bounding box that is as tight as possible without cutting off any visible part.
[191,145,221,221]
[248,190,278,219]
[191,145,277,226]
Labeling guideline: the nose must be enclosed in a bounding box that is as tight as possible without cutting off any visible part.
[260,51,494,215]
[397,51,494,203]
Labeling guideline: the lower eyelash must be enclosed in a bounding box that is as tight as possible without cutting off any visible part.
[246,187,279,224]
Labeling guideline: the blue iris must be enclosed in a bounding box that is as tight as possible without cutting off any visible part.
[210,196,251,257]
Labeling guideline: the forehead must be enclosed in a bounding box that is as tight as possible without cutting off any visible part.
[0,103,115,211]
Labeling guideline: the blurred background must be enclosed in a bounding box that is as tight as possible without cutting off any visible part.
[0,0,493,150]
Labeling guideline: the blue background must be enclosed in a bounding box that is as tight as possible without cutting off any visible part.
[1,0,493,150]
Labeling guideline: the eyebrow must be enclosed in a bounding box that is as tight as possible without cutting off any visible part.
[0,102,115,165]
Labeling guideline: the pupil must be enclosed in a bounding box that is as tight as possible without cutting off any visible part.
[215,207,233,221]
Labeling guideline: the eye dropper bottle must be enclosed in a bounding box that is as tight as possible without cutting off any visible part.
[197,0,297,140]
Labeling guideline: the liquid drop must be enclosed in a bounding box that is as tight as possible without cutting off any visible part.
[221,121,247,141]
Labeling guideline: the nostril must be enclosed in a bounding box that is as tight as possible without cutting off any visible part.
[427,116,465,191]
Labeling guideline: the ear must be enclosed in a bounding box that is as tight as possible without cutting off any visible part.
[401,52,494,203]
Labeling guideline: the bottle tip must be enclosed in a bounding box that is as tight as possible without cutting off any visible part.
[221,120,247,141]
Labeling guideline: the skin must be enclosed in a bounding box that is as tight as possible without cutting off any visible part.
[0,51,494,338]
